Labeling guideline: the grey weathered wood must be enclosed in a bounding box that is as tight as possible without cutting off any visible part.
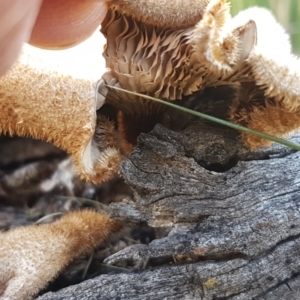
[38,122,300,300]
[36,239,300,299]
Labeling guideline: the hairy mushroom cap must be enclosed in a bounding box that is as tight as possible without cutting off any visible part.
[0,43,121,184]
[109,0,210,29]
[0,210,122,300]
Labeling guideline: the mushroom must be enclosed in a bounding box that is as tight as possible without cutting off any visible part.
[0,42,120,184]
[101,0,300,151]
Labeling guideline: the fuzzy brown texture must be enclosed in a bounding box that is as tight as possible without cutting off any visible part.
[0,48,122,184]
[232,101,300,149]
[109,0,210,29]
[0,210,122,300]
[0,54,93,175]
[191,0,257,73]
[230,80,300,149]
[117,111,135,155]
[100,0,300,150]
[87,114,122,183]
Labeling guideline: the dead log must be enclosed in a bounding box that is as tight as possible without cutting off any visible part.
[38,122,300,299]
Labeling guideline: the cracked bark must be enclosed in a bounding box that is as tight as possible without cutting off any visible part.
[38,121,300,300]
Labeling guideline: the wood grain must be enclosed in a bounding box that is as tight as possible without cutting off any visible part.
[38,122,300,299]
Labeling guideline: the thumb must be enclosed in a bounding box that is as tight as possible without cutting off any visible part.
[29,0,108,49]
[0,0,42,76]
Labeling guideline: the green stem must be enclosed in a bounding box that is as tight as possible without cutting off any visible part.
[107,85,300,151]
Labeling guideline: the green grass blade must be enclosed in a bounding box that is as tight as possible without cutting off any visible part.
[107,85,300,151]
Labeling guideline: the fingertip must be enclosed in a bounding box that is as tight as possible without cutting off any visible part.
[0,0,42,76]
[29,0,108,49]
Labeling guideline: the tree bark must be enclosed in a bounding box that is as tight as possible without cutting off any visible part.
[38,122,300,300]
